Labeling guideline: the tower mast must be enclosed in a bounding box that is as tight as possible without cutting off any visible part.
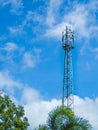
[62,26,74,110]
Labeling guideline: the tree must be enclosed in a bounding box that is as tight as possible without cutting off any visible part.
[36,106,92,130]
[35,124,48,130]
[0,95,29,130]
[47,106,92,130]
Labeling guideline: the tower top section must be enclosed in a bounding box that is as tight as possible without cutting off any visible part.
[62,26,74,50]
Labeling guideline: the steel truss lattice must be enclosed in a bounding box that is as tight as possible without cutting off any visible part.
[62,26,74,110]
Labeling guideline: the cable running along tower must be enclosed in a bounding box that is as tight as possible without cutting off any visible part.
[62,26,74,110]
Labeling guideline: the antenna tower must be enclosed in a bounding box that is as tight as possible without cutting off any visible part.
[62,26,74,110]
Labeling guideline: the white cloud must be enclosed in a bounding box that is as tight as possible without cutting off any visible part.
[4,42,18,52]
[24,11,44,24]
[79,42,98,62]
[24,98,61,129]
[45,0,98,40]
[7,0,98,40]
[46,0,63,27]
[9,10,44,36]
[23,52,35,68]
[0,42,20,62]
[64,4,89,37]
[0,0,23,15]
[23,48,41,68]
[74,96,98,130]
[0,42,18,52]
[21,87,41,104]
[0,71,22,94]
[9,26,24,36]
[44,22,69,38]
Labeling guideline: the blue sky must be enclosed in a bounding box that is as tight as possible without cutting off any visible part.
[0,0,98,129]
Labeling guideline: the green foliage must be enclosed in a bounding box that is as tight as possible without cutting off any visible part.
[66,116,92,130]
[35,124,48,130]
[36,106,92,130]
[48,106,74,130]
[0,95,29,130]
[47,106,92,130]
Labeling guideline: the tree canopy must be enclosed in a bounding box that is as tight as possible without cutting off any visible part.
[0,95,29,130]
[36,106,92,130]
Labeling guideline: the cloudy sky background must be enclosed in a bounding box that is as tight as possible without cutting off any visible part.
[0,0,98,129]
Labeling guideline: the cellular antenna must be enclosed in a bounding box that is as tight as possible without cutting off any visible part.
[62,26,74,110]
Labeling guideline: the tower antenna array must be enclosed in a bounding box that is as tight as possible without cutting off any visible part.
[62,26,74,110]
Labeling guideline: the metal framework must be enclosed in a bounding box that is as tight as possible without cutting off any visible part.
[62,26,74,110]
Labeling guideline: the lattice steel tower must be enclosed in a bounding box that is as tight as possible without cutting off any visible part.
[62,26,74,110]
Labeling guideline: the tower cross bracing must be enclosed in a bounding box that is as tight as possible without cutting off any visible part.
[62,26,74,110]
